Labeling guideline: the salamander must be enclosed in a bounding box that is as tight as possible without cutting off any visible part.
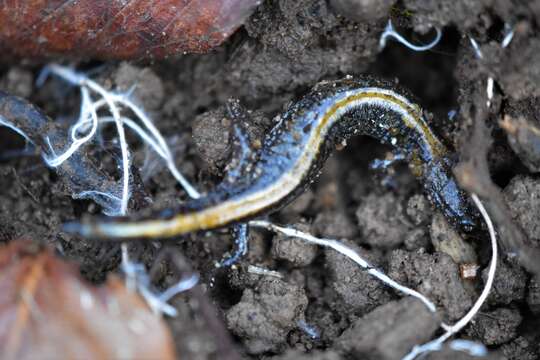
[68,76,476,239]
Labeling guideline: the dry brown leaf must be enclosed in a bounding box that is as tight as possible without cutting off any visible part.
[0,240,176,360]
[0,0,259,60]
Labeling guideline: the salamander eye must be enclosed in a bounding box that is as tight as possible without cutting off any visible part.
[460,219,476,233]
[452,208,477,232]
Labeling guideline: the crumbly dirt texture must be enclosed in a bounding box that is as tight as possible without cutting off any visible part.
[1,0,540,359]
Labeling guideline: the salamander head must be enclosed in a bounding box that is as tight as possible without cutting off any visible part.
[423,160,479,232]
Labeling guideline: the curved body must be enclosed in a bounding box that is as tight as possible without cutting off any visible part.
[76,77,476,239]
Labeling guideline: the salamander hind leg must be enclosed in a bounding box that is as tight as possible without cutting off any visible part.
[216,223,249,267]
[223,99,259,185]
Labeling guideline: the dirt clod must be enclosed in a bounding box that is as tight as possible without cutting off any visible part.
[329,0,393,23]
[0,67,33,98]
[336,297,440,360]
[356,193,410,249]
[388,249,473,321]
[483,257,528,306]
[504,175,540,247]
[404,228,430,251]
[496,38,540,101]
[312,211,357,239]
[225,278,308,354]
[430,213,477,264]
[500,115,540,172]
[405,0,487,32]
[467,308,522,345]
[271,222,318,267]
[114,63,165,111]
[192,107,232,172]
[528,277,540,315]
[273,349,343,360]
[406,194,432,226]
[501,335,540,360]
[325,240,392,315]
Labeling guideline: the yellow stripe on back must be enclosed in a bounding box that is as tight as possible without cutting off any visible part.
[117,89,446,238]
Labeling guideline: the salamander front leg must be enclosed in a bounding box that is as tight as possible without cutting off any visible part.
[222,99,258,185]
[216,223,249,267]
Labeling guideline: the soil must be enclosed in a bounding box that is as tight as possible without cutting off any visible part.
[1,0,540,359]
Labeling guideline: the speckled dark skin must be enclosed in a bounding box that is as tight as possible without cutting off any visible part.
[250,76,477,230]
[71,76,477,240]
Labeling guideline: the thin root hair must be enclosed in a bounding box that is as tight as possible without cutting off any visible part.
[248,220,437,313]
[379,20,442,52]
[120,243,198,317]
[402,194,497,360]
